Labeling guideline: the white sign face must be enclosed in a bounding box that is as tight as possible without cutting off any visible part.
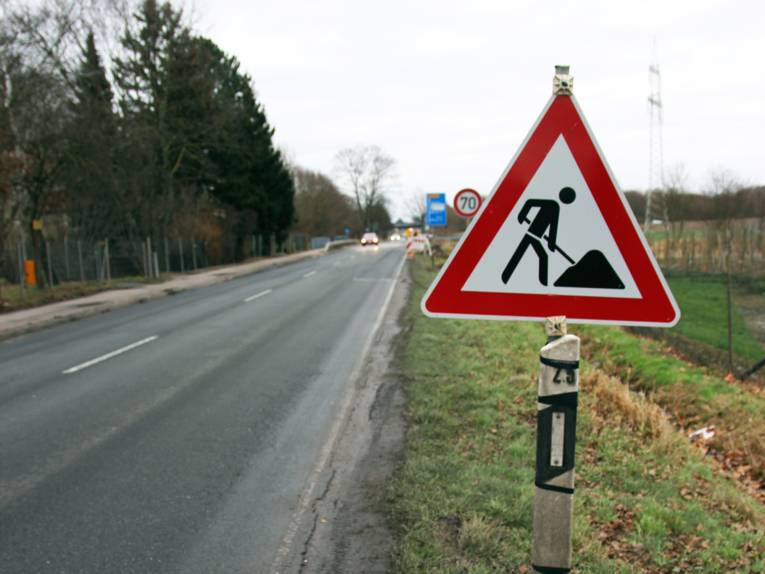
[462,136,640,299]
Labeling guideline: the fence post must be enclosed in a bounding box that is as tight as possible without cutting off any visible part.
[726,246,734,374]
[532,316,579,574]
[16,241,26,298]
[153,251,160,279]
[164,236,170,273]
[105,239,111,283]
[191,239,198,270]
[78,240,85,282]
[147,237,155,279]
[141,241,149,279]
[95,244,102,281]
[178,238,185,272]
[64,236,71,281]
[45,240,54,288]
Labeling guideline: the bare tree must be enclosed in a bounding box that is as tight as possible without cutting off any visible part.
[334,145,395,231]
[403,188,426,225]
[661,163,690,266]
[292,165,359,238]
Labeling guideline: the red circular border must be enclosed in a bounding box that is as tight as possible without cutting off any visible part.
[453,188,482,217]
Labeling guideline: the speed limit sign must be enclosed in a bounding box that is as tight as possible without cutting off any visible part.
[453,188,482,218]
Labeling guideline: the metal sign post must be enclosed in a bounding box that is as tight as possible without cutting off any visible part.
[532,316,579,573]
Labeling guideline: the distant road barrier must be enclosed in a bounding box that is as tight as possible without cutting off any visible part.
[324,239,357,252]
[406,235,432,258]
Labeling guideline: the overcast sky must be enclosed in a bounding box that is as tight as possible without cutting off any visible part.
[195,0,763,220]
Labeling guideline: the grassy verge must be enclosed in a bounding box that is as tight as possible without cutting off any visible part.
[391,257,764,573]
[0,277,162,314]
[579,324,765,483]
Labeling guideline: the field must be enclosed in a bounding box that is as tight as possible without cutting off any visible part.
[390,256,765,573]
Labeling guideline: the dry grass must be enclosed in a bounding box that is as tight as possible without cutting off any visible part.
[581,370,671,440]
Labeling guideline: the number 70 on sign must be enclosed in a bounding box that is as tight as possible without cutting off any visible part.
[453,188,482,218]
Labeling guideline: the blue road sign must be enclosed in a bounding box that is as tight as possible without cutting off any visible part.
[425,193,447,227]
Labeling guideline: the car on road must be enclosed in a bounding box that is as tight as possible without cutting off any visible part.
[360,232,379,246]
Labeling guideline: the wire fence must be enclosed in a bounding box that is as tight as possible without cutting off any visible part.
[1,232,311,291]
[646,218,765,277]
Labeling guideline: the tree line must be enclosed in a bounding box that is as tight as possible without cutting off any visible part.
[291,145,395,240]
[624,171,765,225]
[1,0,295,283]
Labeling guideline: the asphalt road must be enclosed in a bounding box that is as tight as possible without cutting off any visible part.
[0,243,405,573]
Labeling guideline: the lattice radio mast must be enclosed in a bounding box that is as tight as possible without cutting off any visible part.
[645,39,664,231]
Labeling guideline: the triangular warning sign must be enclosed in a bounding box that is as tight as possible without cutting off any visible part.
[422,94,680,327]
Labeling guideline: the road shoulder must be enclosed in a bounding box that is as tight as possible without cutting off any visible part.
[292,261,410,573]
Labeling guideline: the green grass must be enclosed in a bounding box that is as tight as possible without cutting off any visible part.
[666,275,764,363]
[391,257,765,573]
[578,323,765,481]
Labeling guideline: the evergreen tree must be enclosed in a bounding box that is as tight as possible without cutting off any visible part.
[199,39,294,254]
[65,31,119,240]
[113,0,186,236]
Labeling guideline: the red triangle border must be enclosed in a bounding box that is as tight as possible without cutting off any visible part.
[422,95,680,326]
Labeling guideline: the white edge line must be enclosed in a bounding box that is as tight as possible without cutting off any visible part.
[302,270,317,278]
[62,335,159,374]
[271,251,407,572]
[243,288,273,303]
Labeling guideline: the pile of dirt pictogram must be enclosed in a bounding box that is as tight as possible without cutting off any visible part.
[554,250,625,289]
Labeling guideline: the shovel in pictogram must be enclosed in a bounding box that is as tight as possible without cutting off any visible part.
[526,227,624,289]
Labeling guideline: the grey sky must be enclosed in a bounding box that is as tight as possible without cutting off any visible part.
[197,0,763,219]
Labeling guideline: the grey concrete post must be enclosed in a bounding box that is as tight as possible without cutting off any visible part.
[532,316,579,573]
[191,239,198,270]
[164,236,170,273]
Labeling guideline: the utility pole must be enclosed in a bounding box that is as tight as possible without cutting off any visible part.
[645,38,664,231]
